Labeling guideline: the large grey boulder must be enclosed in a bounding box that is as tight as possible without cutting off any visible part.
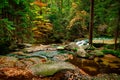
[28,61,75,77]
[65,42,88,57]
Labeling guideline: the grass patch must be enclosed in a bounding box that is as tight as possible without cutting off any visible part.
[102,49,120,57]
[104,43,120,49]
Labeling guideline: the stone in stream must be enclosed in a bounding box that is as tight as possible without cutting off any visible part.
[57,46,65,50]
[24,44,56,53]
[15,57,47,68]
[28,61,76,77]
[65,42,79,50]
[76,47,87,57]
[65,42,88,57]
[53,54,73,61]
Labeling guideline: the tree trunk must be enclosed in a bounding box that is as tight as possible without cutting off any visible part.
[89,0,94,47]
[114,9,120,50]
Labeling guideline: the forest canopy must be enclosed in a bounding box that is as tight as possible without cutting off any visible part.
[0,0,120,53]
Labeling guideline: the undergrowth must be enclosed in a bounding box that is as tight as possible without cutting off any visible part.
[102,49,120,57]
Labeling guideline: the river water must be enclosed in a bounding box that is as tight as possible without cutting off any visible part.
[69,54,120,76]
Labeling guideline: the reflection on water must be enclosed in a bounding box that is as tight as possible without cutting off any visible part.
[69,54,120,76]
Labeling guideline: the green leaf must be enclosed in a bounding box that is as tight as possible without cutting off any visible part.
[14,0,20,4]
[7,25,15,30]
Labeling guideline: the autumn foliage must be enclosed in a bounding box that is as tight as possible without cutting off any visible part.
[33,0,47,7]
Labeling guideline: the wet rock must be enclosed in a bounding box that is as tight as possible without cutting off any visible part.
[56,46,65,50]
[93,73,120,80]
[11,51,29,56]
[24,44,56,53]
[15,61,27,68]
[28,61,75,77]
[22,43,32,47]
[76,47,87,57]
[24,46,44,53]
[0,56,18,68]
[104,54,117,58]
[52,68,90,80]
[27,57,47,64]
[85,50,104,59]
[88,55,96,60]
[65,42,79,50]
[31,51,58,58]
[0,68,33,80]
[53,54,73,61]
[15,57,47,68]
[101,54,120,69]
[65,42,88,57]
[94,57,103,64]
[90,50,104,57]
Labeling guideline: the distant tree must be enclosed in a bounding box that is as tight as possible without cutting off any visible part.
[89,0,94,47]
[114,1,120,50]
[114,12,119,50]
[0,0,34,53]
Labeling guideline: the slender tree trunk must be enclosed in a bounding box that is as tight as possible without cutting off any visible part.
[114,10,120,50]
[89,0,94,47]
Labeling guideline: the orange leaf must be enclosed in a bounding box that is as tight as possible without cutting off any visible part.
[33,1,47,7]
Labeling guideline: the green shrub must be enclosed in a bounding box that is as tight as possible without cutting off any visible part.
[104,44,114,49]
[93,43,105,48]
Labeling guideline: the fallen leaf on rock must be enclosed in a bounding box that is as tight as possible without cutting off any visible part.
[0,68,33,79]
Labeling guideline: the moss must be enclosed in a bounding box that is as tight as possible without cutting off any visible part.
[86,45,96,50]
[93,50,104,56]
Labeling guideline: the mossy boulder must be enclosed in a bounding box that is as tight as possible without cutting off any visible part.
[93,50,104,56]
[28,61,75,76]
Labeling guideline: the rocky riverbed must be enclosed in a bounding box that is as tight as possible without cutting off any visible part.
[0,43,120,80]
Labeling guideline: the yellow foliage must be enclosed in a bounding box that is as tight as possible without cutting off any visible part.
[67,10,88,29]
[36,16,43,19]
[43,19,50,22]
[31,1,53,41]
[72,2,78,8]
[67,17,82,29]
[32,20,53,39]
[81,10,87,16]
[32,27,38,31]
[34,31,43,35]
